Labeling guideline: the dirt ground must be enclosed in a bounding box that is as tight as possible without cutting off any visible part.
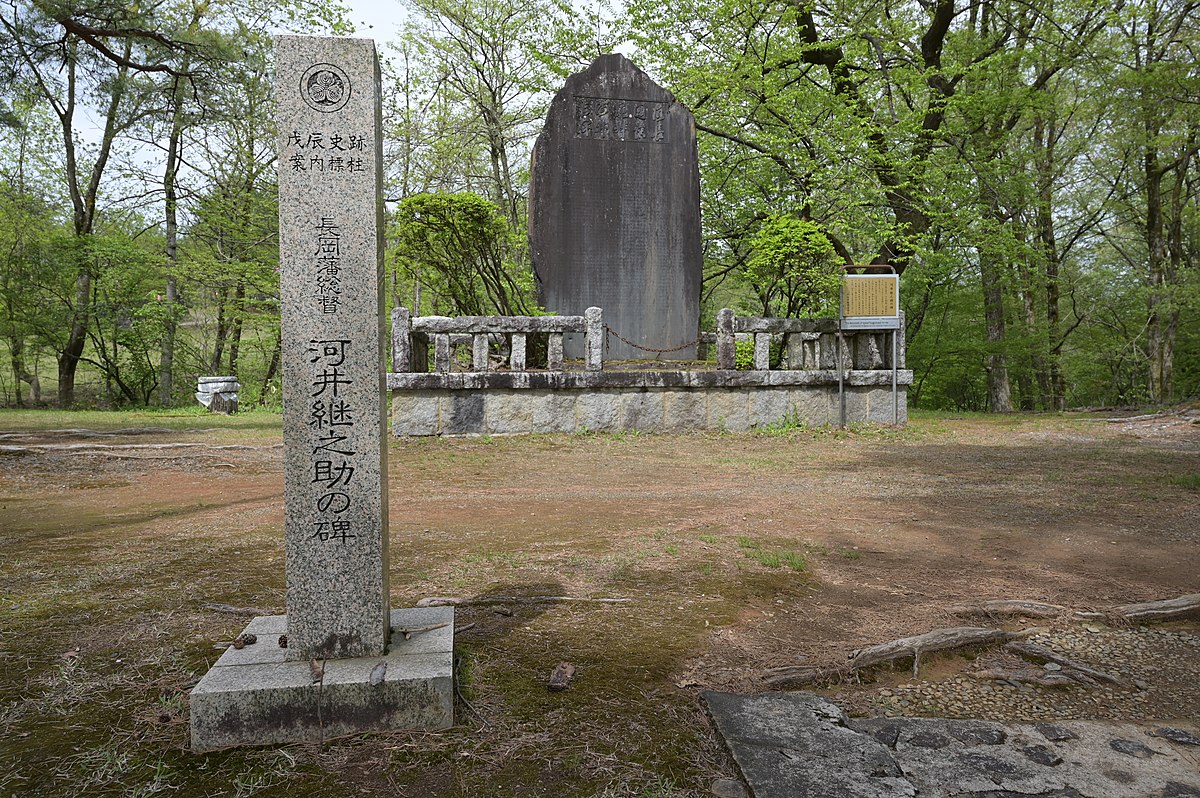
[0,410,1197,797]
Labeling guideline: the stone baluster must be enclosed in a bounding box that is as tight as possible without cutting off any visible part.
[434,333,451,373]
[754,333,771,370]
[548,333,564,370]
[472,334,489,372]
[510,333,527,371]
[391,307,411,372]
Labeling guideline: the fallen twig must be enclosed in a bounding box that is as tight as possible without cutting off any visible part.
[392,622,450,640]
[203,602,273,616]
[416,595,632,607]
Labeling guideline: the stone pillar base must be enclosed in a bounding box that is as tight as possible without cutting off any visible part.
[190,607,454,752]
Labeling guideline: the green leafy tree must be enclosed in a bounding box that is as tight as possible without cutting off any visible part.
[392,192,537,316]
[743,216,840,318]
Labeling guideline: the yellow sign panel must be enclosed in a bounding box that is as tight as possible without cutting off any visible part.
[842,275,898,318]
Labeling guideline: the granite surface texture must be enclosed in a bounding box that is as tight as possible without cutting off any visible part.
[277,35,389,660]
[529,54,701,360]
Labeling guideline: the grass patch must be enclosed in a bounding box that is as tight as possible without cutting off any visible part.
[736,536,808,572]
[1168,473,1200,490]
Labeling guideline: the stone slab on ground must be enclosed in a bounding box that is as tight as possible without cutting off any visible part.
[704,691,1200,798]
[191,607,453,752]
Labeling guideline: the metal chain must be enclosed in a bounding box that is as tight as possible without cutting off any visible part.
[603,325,703,354]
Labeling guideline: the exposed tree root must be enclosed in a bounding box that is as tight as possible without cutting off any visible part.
[949,600,1066,619]
[764,626,1031,687]
[1003,641,1128,686]
[1075,593,1200,623]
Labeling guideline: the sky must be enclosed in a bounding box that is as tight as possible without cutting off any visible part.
[341,0,409,42]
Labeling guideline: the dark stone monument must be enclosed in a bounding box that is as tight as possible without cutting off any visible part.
[529,54,701,361]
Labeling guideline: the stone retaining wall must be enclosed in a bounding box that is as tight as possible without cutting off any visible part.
[388,369,910,436]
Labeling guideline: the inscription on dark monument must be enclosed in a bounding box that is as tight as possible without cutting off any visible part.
[530,54,701,360]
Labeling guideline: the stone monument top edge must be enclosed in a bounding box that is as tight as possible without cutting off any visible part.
[275,33,379,45]
[555,53,681,106]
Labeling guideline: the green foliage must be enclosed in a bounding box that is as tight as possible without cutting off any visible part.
[743,217,841,318]
[392,192,538,316]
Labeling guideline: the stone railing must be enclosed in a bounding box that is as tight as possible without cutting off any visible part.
[392,306,903,373]
[388,307,911,435]
[391,307,603,373]
[704,308,905,371]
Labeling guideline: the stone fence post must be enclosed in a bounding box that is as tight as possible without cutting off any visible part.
[391,307,411,372]
[716,308,735,370]
[585,307,603,372]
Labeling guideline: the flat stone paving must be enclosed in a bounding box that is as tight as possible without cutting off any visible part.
[705,691,1200,798]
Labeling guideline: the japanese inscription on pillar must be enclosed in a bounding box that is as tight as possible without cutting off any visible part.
[276,36,389,661]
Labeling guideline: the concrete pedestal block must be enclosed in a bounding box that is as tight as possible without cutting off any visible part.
[191,607,454,751]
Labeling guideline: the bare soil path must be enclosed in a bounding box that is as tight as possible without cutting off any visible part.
[0,410,1196,797]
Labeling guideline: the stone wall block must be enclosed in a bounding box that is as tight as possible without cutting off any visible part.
[391,392,439,436]
[486,391,533,434]
[663,391,705,431]
[618,390,664,431]
[577,392,618,432]
[531,391,577,433]
[444,394,484,434]
[750,389,794,428]
[707,389,750,432]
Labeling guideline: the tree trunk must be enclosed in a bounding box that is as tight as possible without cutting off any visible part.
[10,336,25,407]
[211,285,229,374]
[981,254,1014,413]
[1034,115,1066,410]
[1145,141,1170,403]
[228,281,246,376]
[59,270,92,407]
[159,71,187,407]
[259,331,281,405]
[979,186,1013,412]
